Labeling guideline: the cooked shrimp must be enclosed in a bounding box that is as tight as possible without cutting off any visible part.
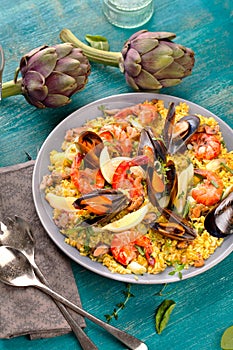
[112,155,148,211]
[111,230,140,265]
[70,153,105,194]
[190,133,221,160]
[99,124,139,157]
[111,230,154,266]
[114,102,158,125]
[191,169,224,206]
[64,126,89,142]
[133,236,155,266]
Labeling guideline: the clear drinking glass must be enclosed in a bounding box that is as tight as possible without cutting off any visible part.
[102,0,154,28]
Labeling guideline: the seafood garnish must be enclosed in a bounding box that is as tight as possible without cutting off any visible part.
[112,155,149,212]
[113,102,158,127]
[162,102,176,151]
[192,169,224,206]
[169,115,200,154]
[204,192,233,238]
[162,103,200,154]
[76,130,104,168]
[138,127,167,163]
[111,230,154,266]
[149,197,197,241]
[190,132,221,160]
[70,152,105,194]
[138,127,178,209]
[73,189,130,215]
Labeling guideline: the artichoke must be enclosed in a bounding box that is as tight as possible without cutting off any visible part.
[2,43,91,108]
[60,29,195,91]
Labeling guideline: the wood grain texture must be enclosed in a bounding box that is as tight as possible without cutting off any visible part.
[0,0,232,349]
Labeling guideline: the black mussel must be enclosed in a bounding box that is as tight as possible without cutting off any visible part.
[146,166,163,207]
[150,221,194,241]
[163,160,178,208]
[162,102,176,151]
[76,131,104,168]
[146,159,177,209]
[162,207,197,239]
[169,115,200,154]
[150,205,197,241]
[77,130,103,153]
[142,211,158,225]
[138,127,167,163]
[204,192,233,238]
[73,189,130,216]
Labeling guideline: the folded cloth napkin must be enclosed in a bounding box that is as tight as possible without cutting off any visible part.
[0,160,86,339]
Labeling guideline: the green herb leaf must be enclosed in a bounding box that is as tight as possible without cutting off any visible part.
[85,34,110,51]
[104,284,134,323]
[155,299,176,334]
[104,314,112,322]
[178,271,183,279]
[135,244,145,256]
[168,262,185,279]
[178,190,185,199]
[168,270,176,276]
[221,162,233,174]
[221,325,233,350]
[182,200,190,218]
[211,179,219,188]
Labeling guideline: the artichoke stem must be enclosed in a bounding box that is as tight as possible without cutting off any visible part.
[2,79,22,98]
[60,28,122,68]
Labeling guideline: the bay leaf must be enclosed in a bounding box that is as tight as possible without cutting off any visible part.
[155,299,176,334]
[221,325,233,350]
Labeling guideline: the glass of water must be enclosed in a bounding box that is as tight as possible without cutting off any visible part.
[102,0,154,28]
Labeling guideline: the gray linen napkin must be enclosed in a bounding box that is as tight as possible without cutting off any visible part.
[0,160,85,339]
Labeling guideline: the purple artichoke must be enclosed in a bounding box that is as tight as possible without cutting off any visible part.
[2,43,91,108]
[60,29,195,91]
[121,30,195,90]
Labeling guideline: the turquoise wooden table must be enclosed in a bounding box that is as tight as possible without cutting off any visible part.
[0,0,232,349]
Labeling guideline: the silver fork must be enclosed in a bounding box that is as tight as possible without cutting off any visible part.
[0,45,4,100]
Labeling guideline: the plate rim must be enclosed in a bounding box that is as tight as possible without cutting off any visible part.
[32,92,233,284]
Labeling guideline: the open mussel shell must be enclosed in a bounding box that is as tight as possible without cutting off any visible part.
[77,131,103,153]
[73,189,130,217]
[146,159,178,210]
[168,115,200,154]
[162,102,176,151]
[138,127,167,163]
[76,130,104,168]
[150,221,194,241]
[204,192,233,238]
[148,199,197,241]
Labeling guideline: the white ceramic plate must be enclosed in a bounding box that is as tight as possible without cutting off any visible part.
[32,93,233,284]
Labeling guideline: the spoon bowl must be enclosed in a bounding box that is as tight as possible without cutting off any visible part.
[0,245,148,350]
[0,245,35,286]
[0,216,34,261]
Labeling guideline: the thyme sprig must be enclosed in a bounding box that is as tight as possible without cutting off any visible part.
[168,262,185,279]
[104,283,134,323]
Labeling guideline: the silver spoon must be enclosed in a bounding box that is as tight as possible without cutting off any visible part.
[0,246,147,350]
[0,217,98,350]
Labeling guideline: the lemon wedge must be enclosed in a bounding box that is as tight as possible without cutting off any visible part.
[173,163,194,215]
[99,146,130,184]
[101,204,148,232]
[46,193,77,211]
